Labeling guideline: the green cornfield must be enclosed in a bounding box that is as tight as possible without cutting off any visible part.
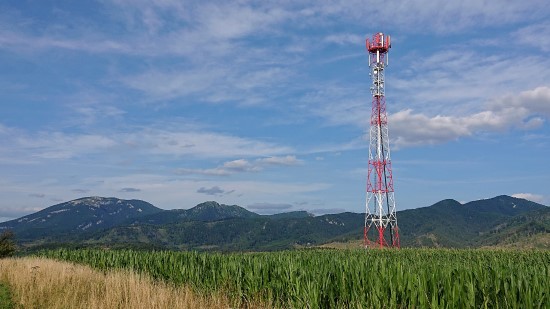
[38,248,549,308]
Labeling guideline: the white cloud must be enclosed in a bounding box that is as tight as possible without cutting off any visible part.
[0,124,293,163]
[138,131,292,158]
[28,193,45,198]
[197,186,226,196]
[490,86,550,117]
[0,20,132,54]
[176,156,302,176]
[119,187,141,193]
[309,0,548,33]
[0,173,330,211]
[389,86,550,148]
[120,63,294,105]
[0,206,44,220]
[514,21,550,52]
[175,168,231,177]
[1,0,547,63]
[0,1,294,58]
[247,202,293,214]
[302,79,550,149]
[0,124,10,134]
[221,159,260,172]
[324,33,363,45]
[256,155,301,166]
[120,67,228,100]
[3,1,546,112]
[303,40,550,138]
[511,193,545,204]
[300,85,369,128]
[391,51,550,114]
[12,133,117,160]
[72,105,126,126]
[196,3,290,40]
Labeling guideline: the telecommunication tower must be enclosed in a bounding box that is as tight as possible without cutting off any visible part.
[364,33,400,248]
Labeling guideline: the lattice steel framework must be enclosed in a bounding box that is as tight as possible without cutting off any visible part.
[364,32,400,248]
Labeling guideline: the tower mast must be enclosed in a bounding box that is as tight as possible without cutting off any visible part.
[364,32,400,248]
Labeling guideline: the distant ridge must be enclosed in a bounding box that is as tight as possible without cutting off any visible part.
[1,195,548,251]
[127,201,260,225]
[268,210,313,220]
[0,197,162,241]
[398,195,548,247]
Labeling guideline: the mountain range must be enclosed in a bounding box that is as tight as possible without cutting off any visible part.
[0,195,548,251]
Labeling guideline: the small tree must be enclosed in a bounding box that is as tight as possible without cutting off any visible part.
[0,230,16,258]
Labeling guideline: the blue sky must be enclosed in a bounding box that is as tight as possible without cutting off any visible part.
[1,0,549,221]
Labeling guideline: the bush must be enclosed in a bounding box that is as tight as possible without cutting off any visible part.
[0,230,16,258]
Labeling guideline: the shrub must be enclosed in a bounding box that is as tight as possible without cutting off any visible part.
[0,230,16,258]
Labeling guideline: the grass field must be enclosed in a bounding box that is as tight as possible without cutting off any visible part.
[0,283,14,309]
[0,257,253,309]
[36,248,549,308]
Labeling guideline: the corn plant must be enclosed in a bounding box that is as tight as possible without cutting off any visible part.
[38,248,550,308]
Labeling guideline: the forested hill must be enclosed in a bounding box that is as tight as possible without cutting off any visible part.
[1,195,548,251]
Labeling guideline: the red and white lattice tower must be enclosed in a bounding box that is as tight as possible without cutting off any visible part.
[364,32,400,248]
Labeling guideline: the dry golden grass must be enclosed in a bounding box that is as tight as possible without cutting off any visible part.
[318,239,363,249]
[0,257,267,309]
